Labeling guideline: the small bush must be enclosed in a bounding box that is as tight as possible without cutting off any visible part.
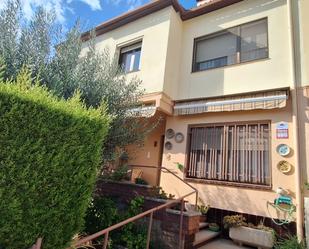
[83,197,118,236]
[275,236,306,249]
[223,215,246,229]
[0,69,110,249]
[110,165,129,181]
[135,178,148,185]
[83,196,146,249]
[197,204,210,215]
[149,186,175,200]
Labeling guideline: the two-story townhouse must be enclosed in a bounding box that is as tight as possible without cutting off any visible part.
[81,0,309,239]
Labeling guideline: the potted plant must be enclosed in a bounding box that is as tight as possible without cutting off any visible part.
[208,223,220,232]
[223,215,275,249]
[197,204,210,222]
[196,198,210,222]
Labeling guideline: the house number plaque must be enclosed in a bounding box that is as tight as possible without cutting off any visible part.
[276,122,289,139]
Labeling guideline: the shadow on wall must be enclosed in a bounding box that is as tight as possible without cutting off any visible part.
[199,185,262,215]
[208,0,286,27]
[298,88,309,187]
[180,0,286,100]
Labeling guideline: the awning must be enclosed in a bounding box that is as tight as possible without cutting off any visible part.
[174,90,288,116]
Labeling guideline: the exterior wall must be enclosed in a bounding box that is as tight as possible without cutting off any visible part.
[299,0,309,87]
[299,87,309,193]
[175,0,293,100]
[160,104,295,218]
[298,1,309,190]
[82,0,305,220]
[127,114,166,185]
[82,0,294,102]
[81,7,175,94]
[162,9,183,99]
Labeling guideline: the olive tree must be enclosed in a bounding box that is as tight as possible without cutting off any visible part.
[0,0,159,165]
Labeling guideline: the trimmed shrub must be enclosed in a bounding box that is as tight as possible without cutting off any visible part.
[0,68,110,249]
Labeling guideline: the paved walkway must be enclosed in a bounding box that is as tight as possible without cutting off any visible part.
[199,239,253,249]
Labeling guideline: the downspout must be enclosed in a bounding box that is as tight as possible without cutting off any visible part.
[287,0,304,240]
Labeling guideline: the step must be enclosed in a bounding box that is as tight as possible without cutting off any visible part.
[193,230,221,248]
[199,222,209,230]
[198,239,252,249]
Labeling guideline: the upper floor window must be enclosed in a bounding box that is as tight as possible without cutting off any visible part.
[119,42,142,73]
[186,121,271,186]
[192,18,268,72]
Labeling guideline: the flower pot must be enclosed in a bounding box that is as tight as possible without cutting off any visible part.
[208,223,220,232]
[229,226,274,249]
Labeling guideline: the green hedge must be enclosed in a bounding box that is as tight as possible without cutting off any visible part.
[0,69,110,249]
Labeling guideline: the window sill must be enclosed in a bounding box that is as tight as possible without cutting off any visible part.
[184,177,272,191]
[191,57,270,74]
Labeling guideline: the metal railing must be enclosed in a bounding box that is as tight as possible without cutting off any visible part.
[71,165,199,249]
[130,165,198,207]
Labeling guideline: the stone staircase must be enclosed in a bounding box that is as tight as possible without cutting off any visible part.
[198,239,253,249]
[193,220,252,249]
[193,221,221,248]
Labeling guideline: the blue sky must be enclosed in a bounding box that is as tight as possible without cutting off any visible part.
[67,0,197,30]
[0,0,197,30]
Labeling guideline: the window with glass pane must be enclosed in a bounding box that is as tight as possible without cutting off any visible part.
[193,19,268,72]
[187,122,270,186]
[194,30,238,71]
[240,19,268,63]
[119,42,142,73]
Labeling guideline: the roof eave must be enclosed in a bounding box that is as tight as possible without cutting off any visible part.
[81,0,181,41]
[81,0,244,41]
[181,0,244,20]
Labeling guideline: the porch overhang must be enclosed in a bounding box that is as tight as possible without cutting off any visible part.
[141,92,173,115]
[174,90,289,116]
[128,105,157,117]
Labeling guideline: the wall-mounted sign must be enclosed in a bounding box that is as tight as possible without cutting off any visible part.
[276,122,289,139]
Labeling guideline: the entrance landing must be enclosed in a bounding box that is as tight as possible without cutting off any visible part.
[199,239,253,249]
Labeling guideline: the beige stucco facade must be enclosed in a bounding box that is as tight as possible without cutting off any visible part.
[160,104,295,217]
[299,0,309,87]
[83,0,309,237]
[174,0,293,100]
[298,0,309,189]
[81,6,174,95]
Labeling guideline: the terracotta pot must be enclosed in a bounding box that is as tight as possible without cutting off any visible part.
[199,215,207,223]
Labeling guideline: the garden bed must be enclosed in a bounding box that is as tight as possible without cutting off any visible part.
[95,180,201,249]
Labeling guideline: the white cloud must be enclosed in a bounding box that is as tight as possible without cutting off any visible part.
[105,0,146,10]
[0,0,147,24]
[20,0,67,23]
[0,0,103,23]
[0,1,5,10]
[78,0,101,10]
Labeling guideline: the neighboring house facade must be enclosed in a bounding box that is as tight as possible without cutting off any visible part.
[81,0,309,238]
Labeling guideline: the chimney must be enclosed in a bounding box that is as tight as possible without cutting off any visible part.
[196,0,214,7]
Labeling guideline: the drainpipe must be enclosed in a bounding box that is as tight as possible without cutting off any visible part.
[287,0,304,240]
